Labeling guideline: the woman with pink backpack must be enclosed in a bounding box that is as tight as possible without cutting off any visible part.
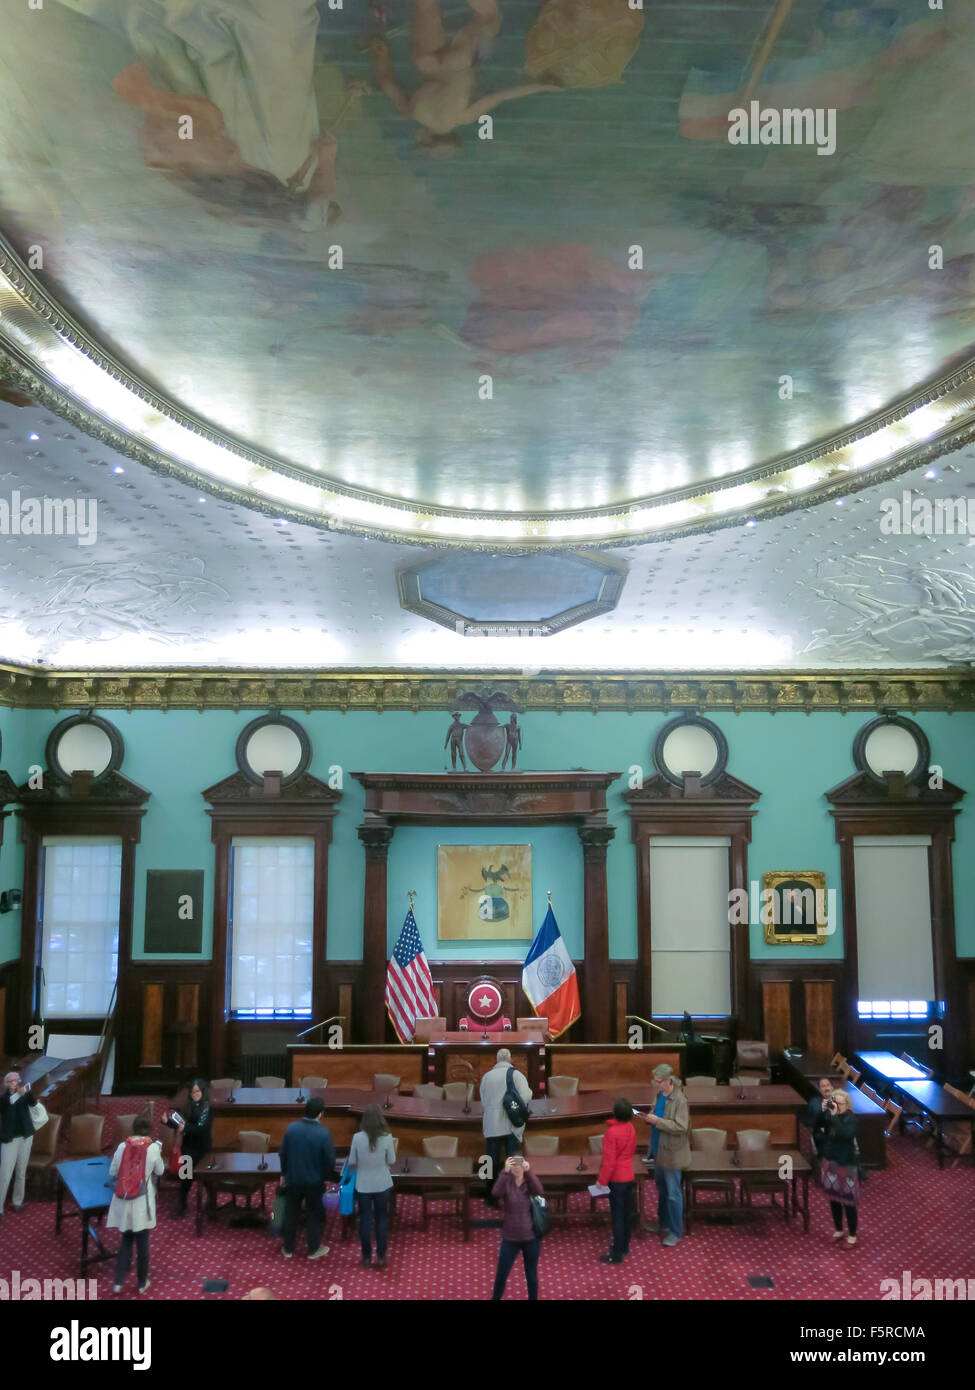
[107,1113,164,1295]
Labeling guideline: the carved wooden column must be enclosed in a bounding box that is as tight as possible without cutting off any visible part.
[359,824,394,1042]
[579,825,614,1042]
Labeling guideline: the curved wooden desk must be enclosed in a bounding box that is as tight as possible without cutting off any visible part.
[210,1083,804,1156]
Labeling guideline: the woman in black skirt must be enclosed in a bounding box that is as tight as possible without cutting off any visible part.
[820,1088,860,1246]
[165,1079,212,1216]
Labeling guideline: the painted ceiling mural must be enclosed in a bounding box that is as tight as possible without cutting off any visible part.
[0,0,973,540]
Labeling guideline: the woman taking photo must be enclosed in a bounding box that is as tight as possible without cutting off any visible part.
[165,1079,212,1217]
[491,1152,544,1301]
[347,1103,396,1268]
[598,1098,637,1263]
[821,1088,861,1246]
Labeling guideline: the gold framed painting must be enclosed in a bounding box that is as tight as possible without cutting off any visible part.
[761,870,830,945]
[437,845,532,940]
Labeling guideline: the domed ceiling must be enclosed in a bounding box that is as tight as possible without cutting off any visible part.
[2,0,975,548]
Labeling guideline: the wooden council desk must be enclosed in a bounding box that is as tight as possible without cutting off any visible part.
[210,1082,805,1156]
[779,1050,888,1169]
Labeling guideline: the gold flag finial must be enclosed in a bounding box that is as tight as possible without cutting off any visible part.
[547,889,553,905]
[407,889,417,908]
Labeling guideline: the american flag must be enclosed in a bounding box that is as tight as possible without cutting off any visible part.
[385,906,438,1044]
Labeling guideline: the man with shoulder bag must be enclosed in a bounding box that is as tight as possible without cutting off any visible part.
[479,1047,532,1204]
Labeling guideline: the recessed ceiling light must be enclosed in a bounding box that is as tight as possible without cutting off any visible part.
[835,498,844,506]
[113,465,124,474]
[924,469,937,479]
[28,432,39,441]
[745,518,757,528]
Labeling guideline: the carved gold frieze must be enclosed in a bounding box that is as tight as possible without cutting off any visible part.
[0,665,972,713]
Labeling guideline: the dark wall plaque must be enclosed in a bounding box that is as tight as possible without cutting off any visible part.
[144,870,205,953]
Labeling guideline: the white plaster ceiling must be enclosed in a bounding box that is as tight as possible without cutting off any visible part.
[1,399,974,670]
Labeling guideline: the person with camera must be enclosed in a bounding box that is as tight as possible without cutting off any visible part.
[801,1076,835,1161]
[820,1088,861,1246]
[0,1071,43,1215]
[164,1078,212,1217]
[490,1151,544,1300]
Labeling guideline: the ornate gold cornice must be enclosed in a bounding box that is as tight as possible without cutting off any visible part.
[0,664,973,713]
[4,233,975,548]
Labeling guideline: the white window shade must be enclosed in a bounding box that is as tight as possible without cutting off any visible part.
[649,837,732,1015]
[230,837,314,1016]
[853,836,935,1000]
[41,838,122,1017]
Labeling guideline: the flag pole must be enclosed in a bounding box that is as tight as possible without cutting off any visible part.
[742,0,793,105]
[407,889,417,909]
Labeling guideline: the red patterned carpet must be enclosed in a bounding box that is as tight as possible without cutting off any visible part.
[2,1098,971,1302]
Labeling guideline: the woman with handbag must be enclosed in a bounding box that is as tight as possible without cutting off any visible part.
[820,1089,861,1246]
[164,1079,212,1216]
[108,1113,165,1295]
[490,1152,545,1300]
[0,1070,46,1215]
[347,1104,396,1269]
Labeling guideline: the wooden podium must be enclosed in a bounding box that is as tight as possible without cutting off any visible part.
[426,1031,544,1089]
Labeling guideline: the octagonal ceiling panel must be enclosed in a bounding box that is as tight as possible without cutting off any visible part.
[1,0,975,545]
[398,550,626,632]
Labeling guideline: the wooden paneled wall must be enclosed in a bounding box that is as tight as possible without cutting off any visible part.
[114,963,211,1094]
[749,961,846,1058]
[0,959,19,1057]
[110,957,644,1089]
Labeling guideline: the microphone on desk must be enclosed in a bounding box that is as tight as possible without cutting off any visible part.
[227,1082,236,1104]
[457,1060,476,1114]
[383,1091,393,1110]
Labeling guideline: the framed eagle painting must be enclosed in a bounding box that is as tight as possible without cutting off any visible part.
[437,844,533,940]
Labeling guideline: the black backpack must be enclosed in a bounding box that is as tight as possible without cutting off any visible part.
[501,1066,531,1128]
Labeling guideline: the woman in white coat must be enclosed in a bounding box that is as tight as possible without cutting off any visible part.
[108,1113,165,1295]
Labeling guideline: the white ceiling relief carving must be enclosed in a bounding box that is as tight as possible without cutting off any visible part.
[2,402,975,670]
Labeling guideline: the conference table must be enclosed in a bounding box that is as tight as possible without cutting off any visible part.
[55,1156,115,1276]
[338,1154,646,1243]
[194,1152,281,1236]
[854,1051,929,1082]
[853,1051,974,1167]
[682,1149,812,1233]
[210,1083,806,1156]
[779,1050,888,1168]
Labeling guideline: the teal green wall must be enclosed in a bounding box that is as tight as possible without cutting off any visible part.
[1,705,973,965]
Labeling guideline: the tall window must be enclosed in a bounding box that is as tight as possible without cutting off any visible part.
[41,837,122,1017]
[229,837,314,1018]
[649,836,732,1016]
[853,835,935,1002]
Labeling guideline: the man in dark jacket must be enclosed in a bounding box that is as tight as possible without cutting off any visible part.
[1,1071,43,1215]
[800,1077,835,1159]
[279,1097,336,1259]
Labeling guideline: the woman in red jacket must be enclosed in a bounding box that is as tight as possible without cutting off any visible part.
[598,1098,637,1264]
